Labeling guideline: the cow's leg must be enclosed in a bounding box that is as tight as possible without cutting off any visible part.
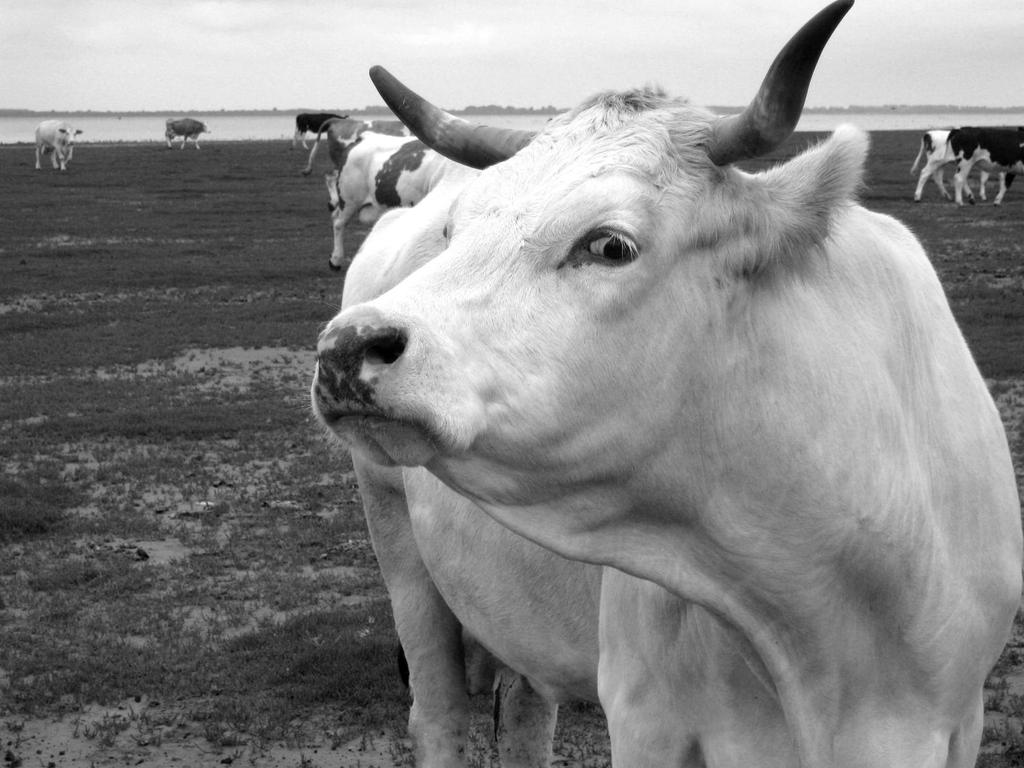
[34,144,42,170]
[913,170,929,201]
[193,135,201,150]
[600,569,800,768]
[917,166,933,201]
[492,671,557,768]
[917,163,944,201]
[953,163,974,206]
[945,696,985,768]
[52,149,61,170]
[994,173,1010,205]
[352,458,472,767]
[599,570,706,768]
[328,201,358,271]
[933,165,952,200]
[978,169,990,201]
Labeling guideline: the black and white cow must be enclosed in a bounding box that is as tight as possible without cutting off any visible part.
[165,118,209,150]
[300,117,408,175]
[909,129,997,202]
[949,126,1024,206]
[322,133,471,270]
[292,111,347,149]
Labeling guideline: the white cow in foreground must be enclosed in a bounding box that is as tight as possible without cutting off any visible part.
[34,120,82,171]
[337,176,604,767]
[313,1,1022,766]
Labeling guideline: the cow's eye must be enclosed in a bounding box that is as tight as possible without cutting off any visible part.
[584,231,638,265]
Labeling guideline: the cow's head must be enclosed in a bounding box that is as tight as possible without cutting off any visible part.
[313,1,857,518]
[59,127,83,144]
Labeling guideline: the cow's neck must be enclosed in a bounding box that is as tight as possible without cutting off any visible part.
[455,460,936,768]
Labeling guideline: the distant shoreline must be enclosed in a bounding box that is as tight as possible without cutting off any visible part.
[4,105,1024,118]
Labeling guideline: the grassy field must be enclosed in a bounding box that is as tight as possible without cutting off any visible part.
[0,130,1021,767]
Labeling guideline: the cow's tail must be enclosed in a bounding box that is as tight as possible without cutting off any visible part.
[910,133,928,175]
[301,118,340,175]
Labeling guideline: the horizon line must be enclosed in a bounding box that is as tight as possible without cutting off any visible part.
[4,104,1024,117]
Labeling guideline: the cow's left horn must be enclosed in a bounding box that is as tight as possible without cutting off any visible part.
[369,65,536,170]
[706,0,853,166]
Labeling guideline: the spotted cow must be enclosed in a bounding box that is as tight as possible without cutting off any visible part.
[909,128,998,202]
[949,126,1024,205]
[322,133,466,270]
[300,117,408,176]
[292,111,347,149]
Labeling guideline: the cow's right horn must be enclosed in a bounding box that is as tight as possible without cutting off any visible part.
[706,0,853,166]
[369,65,536,170]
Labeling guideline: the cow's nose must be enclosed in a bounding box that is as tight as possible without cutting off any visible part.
[315,316,409,406]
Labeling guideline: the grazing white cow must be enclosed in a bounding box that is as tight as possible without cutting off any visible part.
[313,2,1022,767]
[910,128,997,202]
[165,117,209,149]
[341,183,603,765]
[301,116,408,176]
[34,120,82,171]
[321,133,466,270]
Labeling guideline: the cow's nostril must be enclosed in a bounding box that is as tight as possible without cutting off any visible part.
[364,329,407,365]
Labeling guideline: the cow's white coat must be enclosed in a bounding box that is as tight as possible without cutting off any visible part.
[315,89,1022,768]
[34,120,82,171]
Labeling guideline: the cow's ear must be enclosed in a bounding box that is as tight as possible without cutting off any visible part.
[695,125,867,278]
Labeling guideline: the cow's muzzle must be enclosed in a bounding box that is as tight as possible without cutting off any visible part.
[313,317,409,418]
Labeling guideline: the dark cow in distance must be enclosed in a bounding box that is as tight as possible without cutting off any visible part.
[949,126,1024,205]
[293,111,347,149]
[165,118,209,150]
[300,117,408,175]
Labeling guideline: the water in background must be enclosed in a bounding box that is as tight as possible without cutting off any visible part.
[5,111,1024,145]
[0,113,551,145]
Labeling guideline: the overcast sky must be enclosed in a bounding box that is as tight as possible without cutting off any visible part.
[3,0,1022,112]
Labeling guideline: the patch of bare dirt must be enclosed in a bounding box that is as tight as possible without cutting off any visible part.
[2,697,414,767]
